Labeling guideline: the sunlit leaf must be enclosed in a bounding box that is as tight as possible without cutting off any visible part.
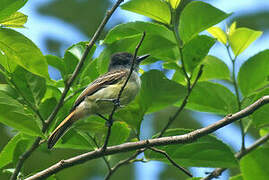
[0,12,27,28]
[238,50,269,97]
[207,26,227,44]
[121,0,171,24]
[229,27,262,56]
[179,1,230,42]
[0,28,49,78]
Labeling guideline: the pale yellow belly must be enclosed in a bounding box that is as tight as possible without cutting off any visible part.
[78,73,141,115]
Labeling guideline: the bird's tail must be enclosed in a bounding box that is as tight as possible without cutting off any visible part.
[47,111,76,149]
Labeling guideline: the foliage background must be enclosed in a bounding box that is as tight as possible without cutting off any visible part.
[0,0,269,180]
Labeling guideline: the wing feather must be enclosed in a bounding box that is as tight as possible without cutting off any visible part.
[70,69,128,111]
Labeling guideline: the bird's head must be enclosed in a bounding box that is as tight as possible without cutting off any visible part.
[108,52,150,71]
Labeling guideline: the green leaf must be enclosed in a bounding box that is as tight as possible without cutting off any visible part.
[63,42,96,80]
[238,50,269,97]
[80,58,100,87]
[39,98,57,120]
[179,1,230,42]
[0,12,27,28]
[0,49,17,72]
[0,28,49,78]
[230,175,244,180]
[138,70,187,112]
[145,129,237,167]
[116,70,186,130]
[104,21,175,44]
[107,121,131,146]
[249,88,269,127]
[167,0,181,9]
[45,55,65,79]
[207,26,227,44]
[0,134,21,169]
[98,35,178,74]
[121,0,171,24]
[0,0,27,21]
[183,35,216,72]
[240,148,269,180]
[54,129,94,150]
[0,91,42,136]
[191,55,230,82]
[229,27,262,56]
[12,67,46,106]
[181,82,237,115]
[229,21,237,35]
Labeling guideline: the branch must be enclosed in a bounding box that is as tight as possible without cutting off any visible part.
[10,1,124,179]
[101,32,146,150]
[159,65,204,137]
[201,133,269,180]
[148,147,192,177]
[25,95,269,180]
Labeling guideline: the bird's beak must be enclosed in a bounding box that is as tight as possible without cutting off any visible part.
[136,54,150,63]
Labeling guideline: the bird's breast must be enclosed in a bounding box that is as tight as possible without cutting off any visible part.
[82,71,141,115]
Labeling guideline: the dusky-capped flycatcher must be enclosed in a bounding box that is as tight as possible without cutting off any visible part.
[47,52,150,149]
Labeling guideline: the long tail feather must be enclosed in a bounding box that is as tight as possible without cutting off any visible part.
[47,111,76,149]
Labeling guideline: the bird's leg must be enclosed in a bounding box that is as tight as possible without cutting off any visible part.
[96,98,124,108]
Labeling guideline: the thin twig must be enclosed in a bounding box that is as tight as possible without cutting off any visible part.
[10,1,124,179]
[101,32,146,151]
[226,45,245,151]
[25,95,269,180]
[159,65,204,137]
[148,147,192,177]
[88,134,111,171]
[64,85,87,103]
[104,149,143,180]
[201,133,269,180]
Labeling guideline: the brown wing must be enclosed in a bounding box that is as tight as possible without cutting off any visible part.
[70,69,128,111]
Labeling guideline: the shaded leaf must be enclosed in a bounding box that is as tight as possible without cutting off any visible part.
[183,35,215,72]
[45,55,65,79]
[12,67,46,106]
[0,134,21,169]
[0,91,42,136]
[240,148,269,180]
[54,129,93,150]
[145,129,237,167]
[180,82,237,115]
[230,174,244,180]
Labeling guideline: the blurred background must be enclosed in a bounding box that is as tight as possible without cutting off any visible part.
[1,0,269,179]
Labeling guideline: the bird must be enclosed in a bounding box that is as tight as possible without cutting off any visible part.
[47,52,150,149]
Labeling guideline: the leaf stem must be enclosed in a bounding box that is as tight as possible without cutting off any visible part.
[226,45,245,151]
